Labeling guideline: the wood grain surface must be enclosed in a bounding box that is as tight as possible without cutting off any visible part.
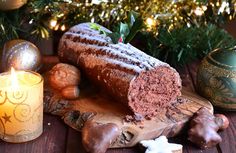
[0,56,235,153]
[44,82,213,148]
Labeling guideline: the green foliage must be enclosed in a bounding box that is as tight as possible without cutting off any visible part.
[0,1,52,47]
[107,11,143,44]
[0,0,236,66]
[90,11,143,44]
[0,10,20,46]
[124,11,143,43]
[0,0,82,47]
[139,24,236,67]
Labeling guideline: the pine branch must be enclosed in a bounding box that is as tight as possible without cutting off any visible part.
[139,24,236,67]
[0,0,236,66]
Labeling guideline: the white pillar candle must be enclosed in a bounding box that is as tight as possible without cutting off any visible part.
[0,69,43,143]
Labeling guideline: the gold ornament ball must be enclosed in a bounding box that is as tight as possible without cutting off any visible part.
[1,39,42,72]
[0,0,27,11]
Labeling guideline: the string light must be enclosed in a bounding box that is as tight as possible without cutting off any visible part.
[54,24,60,31]
[50,19,57,28]
[146,18,156,29]
[2,0,235,41]
[218,2,230,15]
[202,6,207,11]
[57,13,65,18]
[60,25,66,31]
[29,19,33,24]
[41,0,234,33]
[194,7,204,16]
[70,0,234,32]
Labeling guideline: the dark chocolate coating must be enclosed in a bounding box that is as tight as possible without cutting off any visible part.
[188,107,227,149]
[82,121,120,153]
[58,23,181,117]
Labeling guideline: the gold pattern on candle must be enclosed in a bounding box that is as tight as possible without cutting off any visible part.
[0,69,43,143]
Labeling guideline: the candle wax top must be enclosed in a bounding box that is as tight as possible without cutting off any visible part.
[0,71,42,89]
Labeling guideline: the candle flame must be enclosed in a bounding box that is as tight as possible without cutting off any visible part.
[11,67,19,90]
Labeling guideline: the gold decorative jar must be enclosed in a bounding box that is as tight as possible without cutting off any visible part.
[197,46,236,110]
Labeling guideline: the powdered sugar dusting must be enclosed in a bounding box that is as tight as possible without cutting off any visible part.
[65,32,109,45]
[104,57,142,73]
[126,43,168,67]
[63,39,141,73]
[69,22,112,42]
[63,23,173,74]
[62,23,180,77]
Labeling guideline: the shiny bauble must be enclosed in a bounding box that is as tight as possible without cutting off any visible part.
[0,0,27,11]
[197,47,236,110]
[1,39,41,72]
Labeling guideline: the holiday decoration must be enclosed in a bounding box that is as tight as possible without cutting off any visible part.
[140,24,236,67]
[0,0,235,40]
[197,46,236,110]
[1,39,41,72]
[0,68,43,143]
[90,11,143,44]
[0,0,27,11]
[0,0,236,66]
[140,136,183,153]
[188,107,229,149]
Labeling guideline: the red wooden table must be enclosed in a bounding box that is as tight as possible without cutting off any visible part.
[0,56,235,153]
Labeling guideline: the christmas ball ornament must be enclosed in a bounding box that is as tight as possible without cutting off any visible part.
[0,0,27,10]
[1,39,41,72]
[197,47,236,110]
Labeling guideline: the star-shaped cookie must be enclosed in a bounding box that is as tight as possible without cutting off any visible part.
[140,136,182,153]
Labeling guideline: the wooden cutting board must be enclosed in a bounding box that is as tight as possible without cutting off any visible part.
[44,82,213,148]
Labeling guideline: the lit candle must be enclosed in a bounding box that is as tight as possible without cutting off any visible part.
[0,68,43,143]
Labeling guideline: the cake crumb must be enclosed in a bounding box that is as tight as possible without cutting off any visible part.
[124,113,144,125]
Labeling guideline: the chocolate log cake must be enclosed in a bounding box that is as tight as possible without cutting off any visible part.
[58,23,182,118]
